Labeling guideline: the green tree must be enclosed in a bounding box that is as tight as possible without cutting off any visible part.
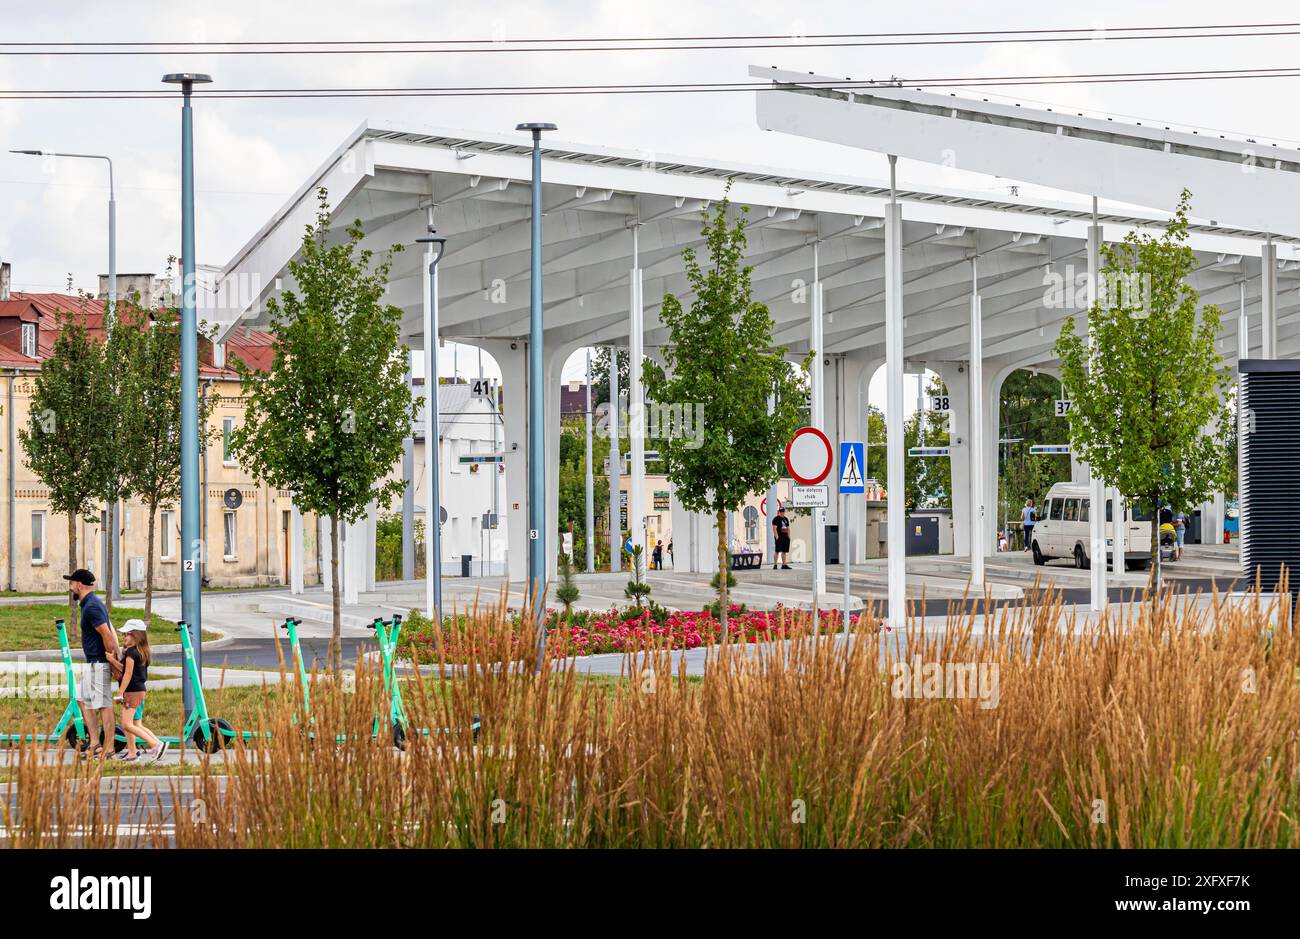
[230,188,417,649]
[1055,190,1233,580]
[997,369,1072,540]
[643,193,810,627]
[558,416,611,564]
[590,347,629,408]
[19,309,112,622]
[117,296,217,617]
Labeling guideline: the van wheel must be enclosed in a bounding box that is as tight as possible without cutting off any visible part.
[1074,545,1089,570]
[1031,542,1046,566]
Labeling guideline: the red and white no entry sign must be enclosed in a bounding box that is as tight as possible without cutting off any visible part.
[784,426,833,485]
[760,496,784,516]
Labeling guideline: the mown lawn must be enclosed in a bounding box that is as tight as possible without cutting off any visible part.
[0,603,219,651]
[0,683,298,736]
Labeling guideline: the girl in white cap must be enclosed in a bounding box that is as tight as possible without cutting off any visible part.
[114,619,167,763]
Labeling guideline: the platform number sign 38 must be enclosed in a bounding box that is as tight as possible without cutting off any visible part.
[929,395,951,413]
[1054,399,1073,418]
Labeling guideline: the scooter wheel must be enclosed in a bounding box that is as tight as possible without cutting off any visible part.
[471,715,482,744]
[392,722,407,751]
[191,718,234,753]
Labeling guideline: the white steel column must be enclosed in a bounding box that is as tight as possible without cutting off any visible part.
[289,502,304,594]
[628,224,647,557]
[809,240,826,599]
[1086,207,1107,609]
[968,258,985,585]
[884,157,906,629]
[765,392,777,566]
[422,237,436,618]
[608,345,622,572]
[401,353,416,581]
[1110,489,1126,571]
[1261,239,1277,359]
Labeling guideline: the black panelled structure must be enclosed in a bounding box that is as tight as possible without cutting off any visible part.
[1239,360,1300,595]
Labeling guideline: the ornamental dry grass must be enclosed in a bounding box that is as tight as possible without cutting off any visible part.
[4,587,1298,848]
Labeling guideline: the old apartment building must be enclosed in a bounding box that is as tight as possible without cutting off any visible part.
[0,274,323,592]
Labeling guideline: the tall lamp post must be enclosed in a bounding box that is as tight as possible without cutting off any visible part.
[162,72,211,719]
[415,232,447,623]
[11,148,120,601]
[516,122,556,669]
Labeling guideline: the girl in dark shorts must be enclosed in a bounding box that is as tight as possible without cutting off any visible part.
[114,619,168,763]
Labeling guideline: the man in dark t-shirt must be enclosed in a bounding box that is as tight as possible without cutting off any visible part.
[772,507,792,570]
[65,569,118,757]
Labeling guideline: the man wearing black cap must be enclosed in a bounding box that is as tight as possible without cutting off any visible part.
[772,506,792,570]
[65,569,118,758]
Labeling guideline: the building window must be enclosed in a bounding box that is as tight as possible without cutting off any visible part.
[223,511,237,559]
[20,322,37,358]
[743,505,759,542]
[161,510,175,560]
[223,417,237,466]
[31,511,45,563]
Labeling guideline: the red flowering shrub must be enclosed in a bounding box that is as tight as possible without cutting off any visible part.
[400,605,864,663]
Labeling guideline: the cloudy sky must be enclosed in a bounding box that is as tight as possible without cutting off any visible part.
[1,1,1297,388]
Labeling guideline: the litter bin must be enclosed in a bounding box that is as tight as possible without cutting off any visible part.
[460,554,472,577]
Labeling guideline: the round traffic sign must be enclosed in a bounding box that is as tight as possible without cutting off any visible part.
[784,427,833,485]
[759,496,784,516]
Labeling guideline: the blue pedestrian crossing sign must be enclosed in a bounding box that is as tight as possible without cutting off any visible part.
[839,441,866,494]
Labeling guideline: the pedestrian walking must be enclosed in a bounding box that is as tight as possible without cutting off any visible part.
[113,619,167,764]
[1021,499,1037,552]
[65,569,118,760]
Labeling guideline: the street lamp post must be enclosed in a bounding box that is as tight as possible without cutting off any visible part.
[10,149,120,600]
[415,233,448,624]
[516,122,556,670]
[162,72,212,720]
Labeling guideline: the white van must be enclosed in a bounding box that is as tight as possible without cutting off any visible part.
[1028,482,1153,571]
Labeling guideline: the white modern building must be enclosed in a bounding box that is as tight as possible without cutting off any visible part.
[215,106,1299,615]
[410,381,508,577]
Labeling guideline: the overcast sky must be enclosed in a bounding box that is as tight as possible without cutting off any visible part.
[1,1,1297,392]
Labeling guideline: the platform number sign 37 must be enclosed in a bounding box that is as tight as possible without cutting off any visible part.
[1054,399,1073,418]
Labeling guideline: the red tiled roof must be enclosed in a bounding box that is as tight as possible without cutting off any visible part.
[0,291,275,376]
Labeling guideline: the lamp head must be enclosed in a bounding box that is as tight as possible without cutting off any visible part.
[516,122,558,138]
[9,149,43,156]
[162,73,213,87]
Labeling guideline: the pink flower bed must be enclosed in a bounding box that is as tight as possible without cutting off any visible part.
[402,605,870,663]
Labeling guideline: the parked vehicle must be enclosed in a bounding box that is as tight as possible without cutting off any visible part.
[1029,482,1153,571]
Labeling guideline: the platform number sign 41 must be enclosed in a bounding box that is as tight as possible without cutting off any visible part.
[1054,399,1073,418]
[471,378,492,397]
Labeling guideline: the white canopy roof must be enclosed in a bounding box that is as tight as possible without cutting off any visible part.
[218,120,1300,369]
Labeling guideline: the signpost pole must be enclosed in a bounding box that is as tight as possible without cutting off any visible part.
[842,490,851,638]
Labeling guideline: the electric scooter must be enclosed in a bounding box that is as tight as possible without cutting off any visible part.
[368,615,482,749]
[0,619,127,753]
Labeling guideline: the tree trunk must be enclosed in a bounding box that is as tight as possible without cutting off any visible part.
[67,513,77,626]
[1147,497,1160,595]
[104,500,114,616]
[716,507,729,633]
[144,501,158,619]
[329,516,342,666]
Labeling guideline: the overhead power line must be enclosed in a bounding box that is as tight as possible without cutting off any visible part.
[2,67,1300,100]
[2,23,1300,54]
